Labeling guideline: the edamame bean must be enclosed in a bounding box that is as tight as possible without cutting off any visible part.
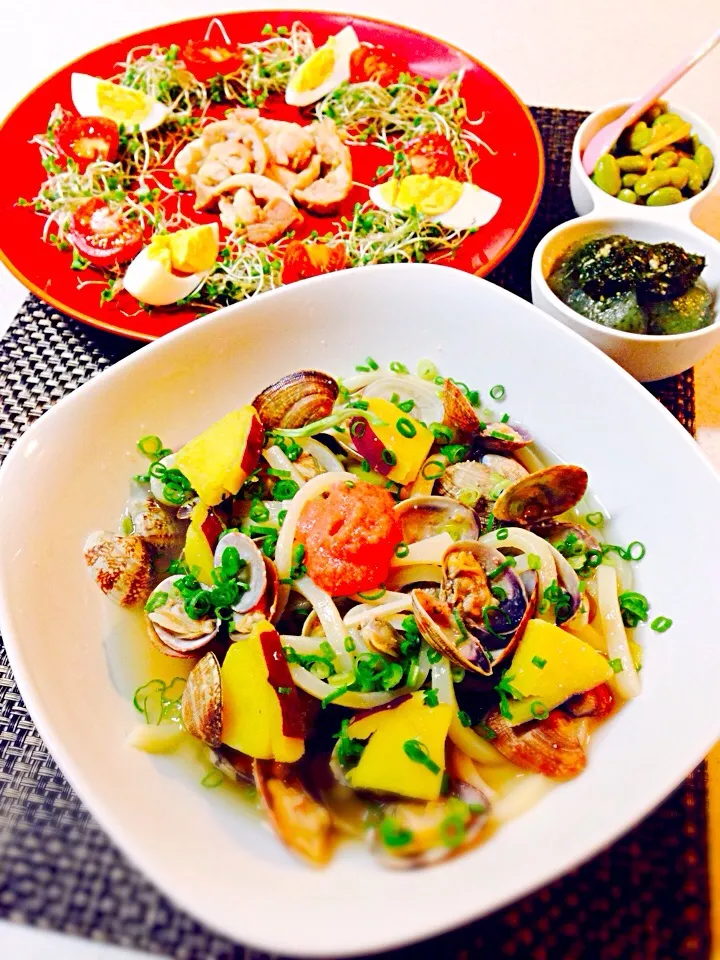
[695,144,714,182]
[678,157,704,193]
[617,188,638,204]
[617,155,649,173]
[592,154,621,196]
[634,169,673,196]
[691,134,701,153]
[629,121,652,152]
[652,112,685,130]
[644,102,667,124]
[622,173,641,188]
[654,151,678,170]
[667,167,689,190]
[646,186,683,206]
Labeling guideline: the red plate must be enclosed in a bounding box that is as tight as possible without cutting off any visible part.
[0,10,544,340]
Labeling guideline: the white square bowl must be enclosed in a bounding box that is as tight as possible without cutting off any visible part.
[1,263,719,957]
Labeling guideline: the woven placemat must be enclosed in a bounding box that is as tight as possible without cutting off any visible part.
[0,108,708,959]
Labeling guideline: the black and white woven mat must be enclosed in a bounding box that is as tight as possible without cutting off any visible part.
[0,108,708,960]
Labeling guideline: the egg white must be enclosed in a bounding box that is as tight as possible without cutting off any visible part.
[285,26,360,108]
[71,73,169,133]
[368,181,502,230]
[123,247,209,306]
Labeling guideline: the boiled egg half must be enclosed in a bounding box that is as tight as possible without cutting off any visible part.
[123,223,219,306]
[285,26,360,108]
[369,174,502,230]
[71,73,170,132]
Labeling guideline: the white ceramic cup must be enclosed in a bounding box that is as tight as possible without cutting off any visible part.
[531,100,720,382]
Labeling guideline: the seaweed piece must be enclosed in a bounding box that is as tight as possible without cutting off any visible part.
[640,242,705,300]
[646,281,714,335]
[568,235,650,299]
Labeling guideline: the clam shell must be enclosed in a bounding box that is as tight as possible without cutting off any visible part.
[481,454,529,483]
[394,495,479,544]
[182,652,222,747]
[146,574,220,657]
[441,379,480,434]
[476,421,533,453]
[372,779,489,869]
[127,488,186,553]
[492,465,589,525]
[213,531,267,613]
[252,370,339,429]
[485,708,587,779]
[254,760,334,866]
[83,531,153,607]
[563,683,614,719]
[412,588,492,676]
[209,745,255,783]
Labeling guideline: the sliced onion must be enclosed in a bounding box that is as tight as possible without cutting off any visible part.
[432,658,505,766]
[363,376,443,424]
[448,744,497,801]
[263,444,306,486]
[299,437,345,473]
[596,564,640,700]
[292,575,353,672]
[390,532,453,567]
[491,774,553,825]
[274,470,356,617]
[386,564,443,590]
[344,596,414,628]
[342,372,385,392]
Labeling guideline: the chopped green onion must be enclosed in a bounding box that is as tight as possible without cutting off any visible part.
[457,710,472,727]
[490,585,507,602]
[527,553,542,571]
[403,738,441,774]
[487,557,516,579]
[496,527,509,541]
[424,688,439,707]
[249,499,270,522]
[344,635,356,652]
[417,359,438,381]
[379,817,413,847]
[478,721,497,740]
[585,512,604,527]
[608,658,623,673]
[120,515,133,535]
[397,398,415,413]
[394,541,410,558]
[530,700,549,720]
[366,356,379,370]
[357,586,387,601]
[381,449,397,466]
[439,443,468,463]
[389,361,409,374]
[321,684,349,708]
[489,384,506,401]
[396,417,417,438]
[221,545,242,578]
[531,655,547,669]
[273,479,300,500]
[201,770,224,789]
[651,616,673,633]
[457,488,478,507]
[426,647,442,664]
[421,459,446,480]
[137,435,163,458]
[440,815,466,849]
[430,422,453,444]
[627,540,646,561]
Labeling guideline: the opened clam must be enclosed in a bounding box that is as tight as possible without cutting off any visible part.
[481,454,529,483]
[254,760,334,866]
[213,531,267,614]
[394,495,479,544]
[436,460,500,526]
[412,589,493,676]
[475,421,532,454]
[182,652,222,747]
[252,370,338,429]
[485,708,588,779]
[372,779,489,868]
[145,574,220,657]
[83,531,153,607]
[361,617,403,658]
[493,464,589,525]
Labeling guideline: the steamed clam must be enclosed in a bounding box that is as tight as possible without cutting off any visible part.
[372,779,489,868]
[252,370,339,429]
[360,617,403,657]
[83,531,153,607]
[145,574,220,657]
[126,483,186,553]
[254,759,334,866]
[394,495,479,544]
[182,651,222,747]
[481,454,529,483]
[213,531,267,615]
[475,421,532,454]
[493,464,589,525]
[485,708,588,779]
[412,590,492,676]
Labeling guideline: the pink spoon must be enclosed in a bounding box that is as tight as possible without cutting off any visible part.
[582,27,720,176]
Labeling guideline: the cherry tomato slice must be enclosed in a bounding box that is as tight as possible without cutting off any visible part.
[183,40,243,80]
[349,45,408,87]
[55,116,119,173]
[406,133,457,178]
[282,240,347,285]
[67,198,144,268]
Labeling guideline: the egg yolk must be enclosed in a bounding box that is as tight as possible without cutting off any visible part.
[290,39,336,92]
[378,174,463,216]
[147,225,219,274]
[96,80,153,125]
